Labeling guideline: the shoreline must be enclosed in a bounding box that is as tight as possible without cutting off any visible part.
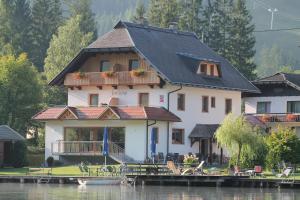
[0,175,299,188]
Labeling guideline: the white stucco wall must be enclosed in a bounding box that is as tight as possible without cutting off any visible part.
[244,96,300,114]
[64,84,241,159]
[45,120,171,162]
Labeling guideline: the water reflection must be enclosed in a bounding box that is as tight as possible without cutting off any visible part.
[0,183,298,200]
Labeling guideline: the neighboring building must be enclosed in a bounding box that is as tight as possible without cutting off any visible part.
[0,125,25,166]
[33,21,258,164]
[243,72,300,137]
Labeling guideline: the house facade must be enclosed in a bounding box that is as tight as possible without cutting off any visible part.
[33,21,258,163]
[243,72,300,137]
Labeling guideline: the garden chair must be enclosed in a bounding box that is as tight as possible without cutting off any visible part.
[167,161,181,175]
[158,152,164,163]
[79,162,90,176]
[181,161,205,175]
[254,165,264,177]
[277,167,293,178]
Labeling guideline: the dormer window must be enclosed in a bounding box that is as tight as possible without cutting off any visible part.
[100,60,111,72]
[197,62,220,77]
[129,59,139,71]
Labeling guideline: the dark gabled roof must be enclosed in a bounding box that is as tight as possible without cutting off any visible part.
[50,21,259,93]
[0,125,25,141]
[252,72,300,91]
[189,124,219,138]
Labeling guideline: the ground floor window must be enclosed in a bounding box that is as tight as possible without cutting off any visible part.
[64,127,125,145]
[172,129,184,144]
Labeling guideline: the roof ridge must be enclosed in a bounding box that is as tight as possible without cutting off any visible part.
[118,21,197,38]
[1,125,25,140]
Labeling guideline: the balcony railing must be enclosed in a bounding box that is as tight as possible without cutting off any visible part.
[64,71,161,87]
[51,140,125,156]
[254,113,300,123]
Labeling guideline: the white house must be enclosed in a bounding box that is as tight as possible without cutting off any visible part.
[33,21,258,164]
[243,72,300,137]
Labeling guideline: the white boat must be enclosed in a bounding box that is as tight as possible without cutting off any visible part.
[77,177,122,185]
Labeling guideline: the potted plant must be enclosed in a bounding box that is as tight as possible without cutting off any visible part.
[74,71,86,79]
[101,71,115,78]
[131,68,145,77]
[286,114,297,121]
[183,154,198,167]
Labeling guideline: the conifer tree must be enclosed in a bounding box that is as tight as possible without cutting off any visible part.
[0,0,32,55]
[131,0,147,24]
[65,0,98,40]
[178,0,202,36]
[147,0,179,28]
[30,0,63,71]
[227,0,256,79]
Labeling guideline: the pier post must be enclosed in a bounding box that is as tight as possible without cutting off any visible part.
[20,178,24,183]
[59,178,64,184]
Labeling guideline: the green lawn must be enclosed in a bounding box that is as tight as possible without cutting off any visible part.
[0,165,300,180]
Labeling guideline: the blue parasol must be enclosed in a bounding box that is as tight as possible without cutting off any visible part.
[103,127,109,167]
[150,128,156,163]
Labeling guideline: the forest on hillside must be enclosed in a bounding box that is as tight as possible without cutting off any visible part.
[0,0,299,136]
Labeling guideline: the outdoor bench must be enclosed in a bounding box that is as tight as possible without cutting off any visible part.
[27,167,52,175]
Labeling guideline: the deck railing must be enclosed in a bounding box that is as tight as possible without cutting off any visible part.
[51,140,125,156]
[64,71,160,87]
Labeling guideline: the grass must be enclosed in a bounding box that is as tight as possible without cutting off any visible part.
[1,165,300,180]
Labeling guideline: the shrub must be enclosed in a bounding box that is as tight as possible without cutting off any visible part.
[183,154,198,166]
[265,126,300,169]
[46,156,54,167]
[11,141,28,168]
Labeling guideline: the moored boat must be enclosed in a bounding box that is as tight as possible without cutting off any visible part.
[77,177,122,185]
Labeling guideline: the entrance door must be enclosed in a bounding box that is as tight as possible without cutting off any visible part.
[200,139,208,160]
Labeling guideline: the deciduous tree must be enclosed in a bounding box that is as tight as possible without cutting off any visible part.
[0,53,43,133]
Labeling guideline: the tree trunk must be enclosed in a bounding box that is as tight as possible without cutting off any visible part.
[236,144,242,167]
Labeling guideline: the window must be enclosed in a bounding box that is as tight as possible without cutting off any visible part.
[139,93,149,106]
[172,129,184,144]
[225,99,232,114]
[200,64,207,74]
[287,101,300,113]
[89,94,99,106]
[129,59,139,71]
[257,102,271,114]
[177,94,185,111]
[100,60,111,72]
[211,97,216,108]
[210,64,215,75]
[202,96,209,112]
[152,127,159,144]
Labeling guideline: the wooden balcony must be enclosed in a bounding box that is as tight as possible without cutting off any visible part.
[64,71,161,87]
[255,113,300,123]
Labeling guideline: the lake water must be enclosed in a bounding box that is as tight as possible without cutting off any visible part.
[0,183,299,200]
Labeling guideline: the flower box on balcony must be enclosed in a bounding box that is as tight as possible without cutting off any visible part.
[74,72,86,80]
[261,115,271,122]
[131,68,145,77]
[286,114,297,121]
[101,71,115,78]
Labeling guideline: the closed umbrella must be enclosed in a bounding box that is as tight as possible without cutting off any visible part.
[103,127,109,168]
[150,128,156,164]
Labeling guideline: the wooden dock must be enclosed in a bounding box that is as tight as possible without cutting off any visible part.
[127,175,300,188]
[0,175,299,188]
